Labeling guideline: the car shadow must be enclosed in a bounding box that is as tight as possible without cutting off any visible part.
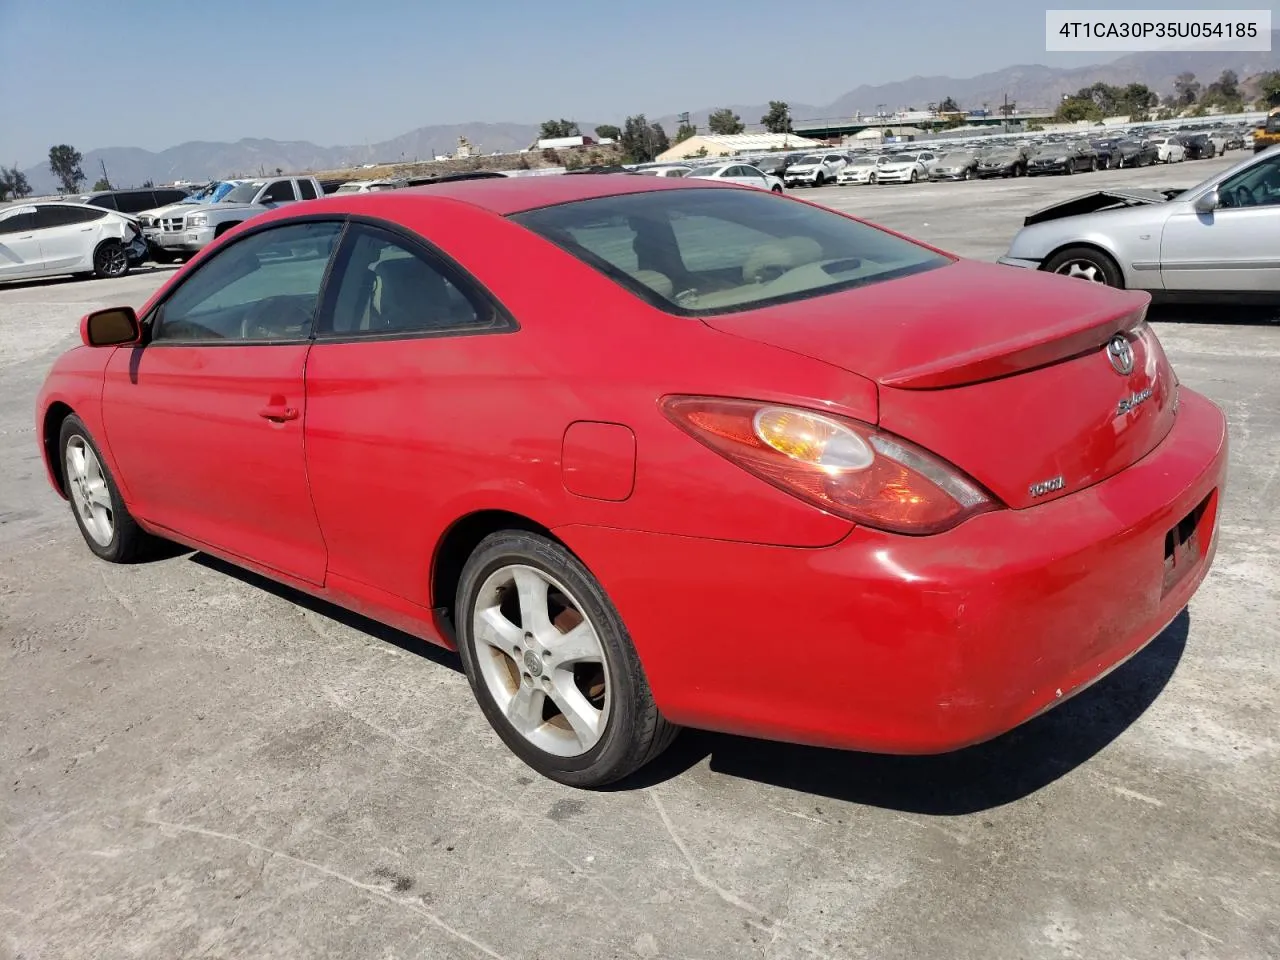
[619,610,1190,812]
[182,547,1187,811]
[0,264,180,292]
[188,553,462,673]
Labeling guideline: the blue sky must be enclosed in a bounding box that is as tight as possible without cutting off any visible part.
[0,0,1254,165]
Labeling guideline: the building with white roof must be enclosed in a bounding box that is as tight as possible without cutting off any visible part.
[656,132,820,162]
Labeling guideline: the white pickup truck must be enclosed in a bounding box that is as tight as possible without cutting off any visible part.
[150,175,324,257]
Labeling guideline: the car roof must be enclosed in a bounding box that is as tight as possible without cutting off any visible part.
[391,174,725,215]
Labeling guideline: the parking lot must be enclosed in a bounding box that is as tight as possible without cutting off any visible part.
[3,156,1278,960]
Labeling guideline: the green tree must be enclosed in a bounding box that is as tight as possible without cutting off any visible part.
[939,96,960,113]
[92,177,111,191]
[1201,70,1242,110]
[0,165,32,201]
[1173,72,1200,106]
[539,119,581,140]
[707,108,744,135]
[649,122,670,156]
[674,122,697,144]
[760,101,792,133]
[48,144,85,193]
[619,114,666,163]
[594,124,621,141]
[1054,97,1103,123]
[1257,71,1280,108]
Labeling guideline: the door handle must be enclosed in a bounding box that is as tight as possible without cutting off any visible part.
[258,404,299,423]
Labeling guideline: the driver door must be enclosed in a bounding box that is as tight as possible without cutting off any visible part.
[1160,153,1280,292]
[101,219,344,583]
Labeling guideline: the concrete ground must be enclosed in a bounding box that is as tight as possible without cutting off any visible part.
[3,155,1278,960]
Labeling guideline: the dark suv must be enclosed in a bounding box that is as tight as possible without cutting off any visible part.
[69,188,190,215]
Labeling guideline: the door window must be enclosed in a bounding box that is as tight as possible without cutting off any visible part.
[0,210,35,235]
[1219,155,1280,209]
[321,225,499,336]
[297,179,318,200]
[113,192,157,214]
[259,180,297,203]
[33,205,108,229]
[88,194,119,210]
[154,221,343,342]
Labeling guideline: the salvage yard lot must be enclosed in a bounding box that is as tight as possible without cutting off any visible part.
[2,157,1278,960]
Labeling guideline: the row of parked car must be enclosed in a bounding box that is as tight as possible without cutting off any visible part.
[634,125,1251,189]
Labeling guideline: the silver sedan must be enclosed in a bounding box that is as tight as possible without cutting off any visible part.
[999,146,1280,303]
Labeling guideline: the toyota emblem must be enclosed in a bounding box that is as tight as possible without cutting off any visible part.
[1107,334,1134,376]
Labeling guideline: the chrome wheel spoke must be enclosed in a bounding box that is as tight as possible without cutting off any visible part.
[548,673,603,749]
[475,605,522,652]
[547,621,602,666]
[513,567,552,637]
[85,480,111,509]
[506,682,545,735]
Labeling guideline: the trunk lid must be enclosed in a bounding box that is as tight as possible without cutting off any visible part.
[701,260,1177,509]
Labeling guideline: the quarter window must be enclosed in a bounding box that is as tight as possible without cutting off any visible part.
[154,221,343,342]
[322,225,494,336]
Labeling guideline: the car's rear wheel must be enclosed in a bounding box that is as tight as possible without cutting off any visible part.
[59,415,152,562]
[1043,246,1123,288]
[92,240,129,279]
[456,531,678,787]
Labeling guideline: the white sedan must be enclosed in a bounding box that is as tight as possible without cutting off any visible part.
[1151,137,1187,163]
[838,155,888,184]
[0,202,144,283]
[684,163,784,193]
[874,150,939,184]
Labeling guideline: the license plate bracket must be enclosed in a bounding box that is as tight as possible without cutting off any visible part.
[1162,493,1212,595]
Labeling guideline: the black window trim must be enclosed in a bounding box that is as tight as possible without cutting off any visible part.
[311,217,518,343]
[140,212,518,347]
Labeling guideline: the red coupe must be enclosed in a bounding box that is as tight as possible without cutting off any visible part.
[36,177,1227,787]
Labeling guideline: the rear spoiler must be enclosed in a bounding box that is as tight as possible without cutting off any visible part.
[1022,188,1185,226]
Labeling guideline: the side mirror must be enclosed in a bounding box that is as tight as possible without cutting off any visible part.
[81,307,141,347]
[1193,189,1219,214]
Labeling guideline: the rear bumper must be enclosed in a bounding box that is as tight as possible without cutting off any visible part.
[555,390,1227,754]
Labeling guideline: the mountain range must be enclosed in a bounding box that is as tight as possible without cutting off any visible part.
[20,37,1277,194]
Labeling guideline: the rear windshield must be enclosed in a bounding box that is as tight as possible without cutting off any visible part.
[511,188,949,316]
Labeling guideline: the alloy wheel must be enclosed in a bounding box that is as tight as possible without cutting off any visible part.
[1054,260,1106,283]
[471,564,610,757]
[65,436,114,545]
[96,242,128,277]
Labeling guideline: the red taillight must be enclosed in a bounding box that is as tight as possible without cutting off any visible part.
[662,396,998,535]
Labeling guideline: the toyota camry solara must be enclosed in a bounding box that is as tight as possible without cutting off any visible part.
[36,177,1227,787]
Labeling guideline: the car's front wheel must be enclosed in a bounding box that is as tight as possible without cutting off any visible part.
[771,184,783,193]
[58,415,152,562]
[456,530,678,787]
[1043,246,1123,287]
[92,240,130,279]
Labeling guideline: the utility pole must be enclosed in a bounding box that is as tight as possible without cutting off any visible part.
[99,158,111,189]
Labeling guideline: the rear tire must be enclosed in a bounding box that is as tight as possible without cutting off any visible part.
[1043,246,1124,288]
[456,530,678,788]
[58,415,153,563]
[92,240,129,279]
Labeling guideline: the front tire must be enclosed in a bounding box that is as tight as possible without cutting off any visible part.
[909,169,918,183]
[771,184,783,193]
[1043,246,1124,288]
[58,415,152,562]
[456,530,678,788]
[92,240,129,279]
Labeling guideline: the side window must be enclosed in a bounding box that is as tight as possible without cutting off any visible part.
[297,179,318,200]
[1220,156,1280,209]
[89,194,118,210]
[259,180,296,204]
[322,225,493,337]
[154,221,343,343]
[33,205,107,229]
[115,192,155,214]
[0,211,35,235]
